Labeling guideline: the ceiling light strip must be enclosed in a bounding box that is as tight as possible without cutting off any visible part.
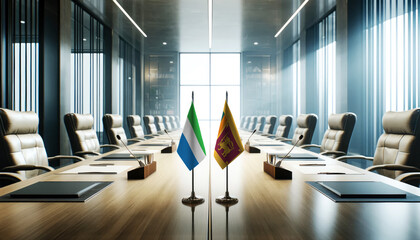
[274,0,309,38]
[208,0,213,49]
[112,0,147,37]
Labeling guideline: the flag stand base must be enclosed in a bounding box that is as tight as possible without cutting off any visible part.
[182,192,205,205]
[216,192,238,205]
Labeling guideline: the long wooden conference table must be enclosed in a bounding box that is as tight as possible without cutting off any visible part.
[0,130,419,239]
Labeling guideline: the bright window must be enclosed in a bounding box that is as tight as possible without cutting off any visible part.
[180,53,241,150]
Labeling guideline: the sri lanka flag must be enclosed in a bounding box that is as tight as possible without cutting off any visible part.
[177,102,206,171]
[214,100,244,169]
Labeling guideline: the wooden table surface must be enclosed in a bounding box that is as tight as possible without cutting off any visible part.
[0,132,419,240]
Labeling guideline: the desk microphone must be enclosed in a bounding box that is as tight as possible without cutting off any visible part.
[117,135,145,167]
[275,135,303,167]
[246,129,257,144]
[164,129,174,144]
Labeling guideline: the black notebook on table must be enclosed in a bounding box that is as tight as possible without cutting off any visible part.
[318,181,407,198]
[10,181,101,198]
[0,181,113,202]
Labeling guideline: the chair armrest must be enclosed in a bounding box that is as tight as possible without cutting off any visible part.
[366,164,420,173]
[128,139,142,143]
[100,144,121,150]
[2,165,54,173]
[144,135,155,138]
[335,155,374,162]
[48,155,84,165]
[262,133,275,137]
[74,150,101,158]
[132,137,146,141]
[319,150,347,158]
[0,172,24,184]
[300,144,321,149]
[395,172,420,183]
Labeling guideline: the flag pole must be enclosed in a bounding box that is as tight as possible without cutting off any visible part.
[182,91,204,205]
[216,91,238,205]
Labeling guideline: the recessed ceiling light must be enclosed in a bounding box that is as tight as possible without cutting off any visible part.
[248,61,252,64]
[253,42,259,45]
[83,38,87,42]
[112,0,147,37]
[169,61,174,64]
[20,20,25,24]
[162,42,167,45]
[275,0,310,38]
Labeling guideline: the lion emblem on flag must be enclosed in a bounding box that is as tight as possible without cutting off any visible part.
[217,135,234,157]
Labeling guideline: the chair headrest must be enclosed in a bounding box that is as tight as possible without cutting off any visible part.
[297,114,317,128]
[144,115,154,124]
[0,108,38,135]
[265,115,277,125]
[128,115,141,125]
[72,113,94,130]
[257,116,264,123]
[328,113,356,130]
[382,109,420,135]
[104,114,123,128]
[155,116,163,123]
[279,115,292,126]
[164,116,170,121]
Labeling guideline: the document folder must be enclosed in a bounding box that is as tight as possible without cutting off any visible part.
[9,182,101,198]
[318,181,407,198]
[277,153,318,159]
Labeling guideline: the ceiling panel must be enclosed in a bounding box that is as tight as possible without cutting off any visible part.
[76,0,336,53]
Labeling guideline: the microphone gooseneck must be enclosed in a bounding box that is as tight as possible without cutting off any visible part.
[247,129,257,144]
[117,135,145,167]
[275,135,303,167]
[164,129,174,143]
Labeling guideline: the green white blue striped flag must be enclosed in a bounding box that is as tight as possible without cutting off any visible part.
[177,102,206,170]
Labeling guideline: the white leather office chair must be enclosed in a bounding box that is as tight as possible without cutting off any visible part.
[337,109,420,179]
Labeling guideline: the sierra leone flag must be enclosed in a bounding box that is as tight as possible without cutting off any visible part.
[177,102,206,170]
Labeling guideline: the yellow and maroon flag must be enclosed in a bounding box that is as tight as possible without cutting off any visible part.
[214,100,244,169]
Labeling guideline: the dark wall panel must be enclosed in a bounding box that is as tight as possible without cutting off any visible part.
[39,0,60,156]
[346,0,366,155]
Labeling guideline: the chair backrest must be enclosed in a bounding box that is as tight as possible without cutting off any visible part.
[248,116,258,131]
[291,114,317,146]
[373,109,420,178]
[163,116,172,131]
[143,115,158,134]
[154,116,165,132]
[103,114,127,146]
[255,116,266,132]
[320,113,357,154]
[262,116,277,134]
[240,116,246,128]
[243,116,251,129]
[64,113,100,154]
[170,116,177,130]
[0,108,48,179]
[127,115,145,138]
[175,116,180,129]
[276,115,293,138]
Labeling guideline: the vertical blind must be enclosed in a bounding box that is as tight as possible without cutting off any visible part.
[70,1,105,136]
[316,11,336,142]
[282,40,301,126]
[365,0,419,153]
[7,0,39,112]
